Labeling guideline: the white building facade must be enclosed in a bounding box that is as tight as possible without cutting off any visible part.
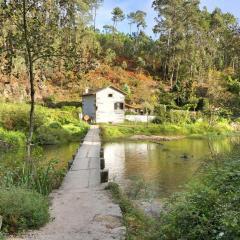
[82,86,126,123]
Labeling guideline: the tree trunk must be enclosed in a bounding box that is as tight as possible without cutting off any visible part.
[23,0,35,162]
[93,6,97,32]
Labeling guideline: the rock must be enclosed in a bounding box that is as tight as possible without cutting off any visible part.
[181,153,189,159]
[93,214,123,229]
[134,200,163,218]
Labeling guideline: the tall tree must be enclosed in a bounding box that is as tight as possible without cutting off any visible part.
[133,10,147,33]
[90,0,103,31]
[111,7,125,31]
[127,12,135,35]
[1,0,59,159]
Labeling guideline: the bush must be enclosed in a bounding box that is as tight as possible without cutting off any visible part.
[196,98,210,111]
[0,128,26,148]
[168,109,191,124]
[0,188,49,233]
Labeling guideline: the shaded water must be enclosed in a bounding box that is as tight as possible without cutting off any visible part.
[103,136,240,198]
[0,143,79,174]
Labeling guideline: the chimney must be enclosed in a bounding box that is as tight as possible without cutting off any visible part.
[85,88,89,94]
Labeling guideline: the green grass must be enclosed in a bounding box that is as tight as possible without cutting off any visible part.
[101,120,234,141]
[0,128,26,148]
[0,103,90,235]
[0,102,89,146]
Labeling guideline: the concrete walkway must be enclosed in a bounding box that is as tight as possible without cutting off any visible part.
[25,126,125,240]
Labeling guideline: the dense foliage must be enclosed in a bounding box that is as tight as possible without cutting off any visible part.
[0,0,239,114]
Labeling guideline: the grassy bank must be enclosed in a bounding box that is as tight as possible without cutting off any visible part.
[101,120,234,141]
[0,103,89,237]
[0,103,89,147]
[106,182,158,240]
[107,145,240,240]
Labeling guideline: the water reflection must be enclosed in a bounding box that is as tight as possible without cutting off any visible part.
[104,136,240,198]
[0,143,79,173]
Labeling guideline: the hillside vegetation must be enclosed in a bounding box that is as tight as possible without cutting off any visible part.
[0,0,239,115]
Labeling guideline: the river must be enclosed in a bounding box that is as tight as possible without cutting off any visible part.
[0,136,239,199]
[103,136,240,198]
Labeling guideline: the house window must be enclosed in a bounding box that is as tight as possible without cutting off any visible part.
[114,102,124,110]
[108,94,113,97]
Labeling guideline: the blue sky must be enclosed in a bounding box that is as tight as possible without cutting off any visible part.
[95,0,240,36]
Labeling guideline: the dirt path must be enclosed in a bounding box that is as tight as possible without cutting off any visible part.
[14,126,125,240]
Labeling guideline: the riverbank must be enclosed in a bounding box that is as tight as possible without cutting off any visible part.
[0,103,90,238]
[0,103,89,147]
[101,120,236,142]
[107,143,240,239]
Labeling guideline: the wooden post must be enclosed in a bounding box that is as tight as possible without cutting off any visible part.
[100,169,109,183]
[100,148,104,158]
[100,158,105,170]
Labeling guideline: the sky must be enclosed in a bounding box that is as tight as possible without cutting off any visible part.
[95,0,240,37]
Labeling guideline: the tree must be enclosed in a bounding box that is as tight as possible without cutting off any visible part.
[127,11,147,35]
[133,10,147,33]
[127,12,135,35]
[1,0,59,160]
[111,7,125,31]
[103,24,116,34]
[90,0,103,31]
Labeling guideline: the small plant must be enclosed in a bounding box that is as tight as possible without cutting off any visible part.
[0,187,49,233]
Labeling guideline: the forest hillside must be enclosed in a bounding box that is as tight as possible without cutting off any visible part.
[0,0,239,116]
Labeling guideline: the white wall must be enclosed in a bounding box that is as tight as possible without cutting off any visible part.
[96,87,125,123]
[82,95,96,121]
[125,115,156,123]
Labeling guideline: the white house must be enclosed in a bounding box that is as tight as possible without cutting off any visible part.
[82,86,126,123]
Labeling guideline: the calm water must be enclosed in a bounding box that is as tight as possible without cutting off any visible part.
[104,136,240,198]
[0,136,239,198]
[0,143,79,174]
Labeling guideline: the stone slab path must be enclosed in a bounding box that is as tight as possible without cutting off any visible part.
[21,126,125,240]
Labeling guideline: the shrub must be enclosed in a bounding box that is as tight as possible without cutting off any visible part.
[0,128,26,148]
[196,98,210,111]
[168,109,191,124]
[0,187,49,233]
